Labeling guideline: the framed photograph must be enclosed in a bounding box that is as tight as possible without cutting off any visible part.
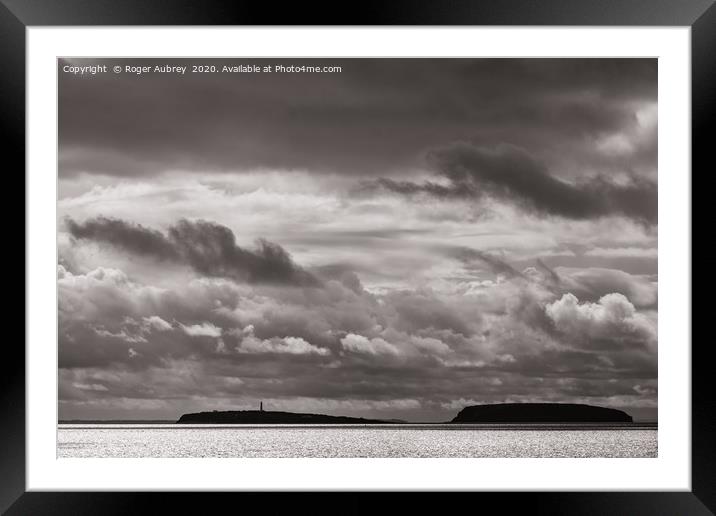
[6,0,713,513]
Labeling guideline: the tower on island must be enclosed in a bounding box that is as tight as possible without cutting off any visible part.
[260,401,263,412]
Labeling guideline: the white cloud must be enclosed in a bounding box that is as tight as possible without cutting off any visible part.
[556,267,657,308]
[142,315,173,332]
[437,358,487,368]
[181,322,222,338]
[410,335,451,355]
[93,329,147,343]
[340,333,400,356]
[236,325,329,356]
[58,266,166,322]
[545,292,656,349]
[72,382,109,391]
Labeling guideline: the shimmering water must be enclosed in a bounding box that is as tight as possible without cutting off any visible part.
[57,424,657,458]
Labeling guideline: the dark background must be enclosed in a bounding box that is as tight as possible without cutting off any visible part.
[3,0,713,514]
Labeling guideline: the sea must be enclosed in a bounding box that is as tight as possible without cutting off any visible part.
[57,423,657,458]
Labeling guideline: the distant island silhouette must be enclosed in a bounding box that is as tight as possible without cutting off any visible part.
[176,410,398,424]
[451,403,633,423]
[59,419,175,424]
[174,403,633,425]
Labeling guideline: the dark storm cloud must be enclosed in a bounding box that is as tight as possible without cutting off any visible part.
[66,216,318,286]
[367,143,657,224]
[59,58,656,178]
[66,216,177,260]
[367,178,456,198]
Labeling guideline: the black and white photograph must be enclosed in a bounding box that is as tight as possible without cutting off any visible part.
[57,57,658,458]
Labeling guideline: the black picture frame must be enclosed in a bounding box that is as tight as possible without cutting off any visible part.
[3,1,713,514]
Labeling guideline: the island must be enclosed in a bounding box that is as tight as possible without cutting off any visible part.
[450,403,633,423]
[174,403,634,425]
[176,410,397,424]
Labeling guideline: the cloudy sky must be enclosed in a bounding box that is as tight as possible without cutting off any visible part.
[58,58,657,422]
